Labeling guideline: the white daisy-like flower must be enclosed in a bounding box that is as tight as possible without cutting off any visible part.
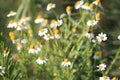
[43,34,54,41]
[34,15,44,24]
[97,63,106,71]
[3,48,9,57]
[9,32,16,44]
[36,57,48,64]
[92,39,96,43]
[50,19,58,28]
[85,33,94,38]
[96,32,107,42]
[15,38,27,44]
[46,3,56,11]
[19,16,31,23]
[38,28,48,36]
[66,6,72,15]
[87,20,98,27]
[28,45,40,54]
[53,28,61,39]
[60,13,66,19]
[93,51,101,60]
[16,42,22,51]
[61,58,71,67]
[41,19,48,27]
[93,0,101,6]
[54,34,61,39]
[81,2,90,10]
[99,76,110,80]
[0,66,5,76]
[7,20,17,28]
[7,10,16,17]
[118,35,120,40]
[57,20,63,26]
[75,0,84,9]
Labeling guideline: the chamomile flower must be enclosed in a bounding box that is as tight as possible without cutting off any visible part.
[85,33,94,38]
[117,35,120,40]
[61,58,71,67]
[36,57,48,64]
[97,63,106,71]
[93,51,101,60]
[46,3,56,11]
[96,32,107,42]
[81,2,90,10]
[7,20,17,28]
[57,20,63,26]
[34,15,44,24]
[9,32,16,43]
[53,28,61,39]
[93,0,101,6]
[28,45,41,54]
[99,76,110,80]
[43,34,54,41]
[50,19,58,28]
[89,3,94,11]
[87,19,98,27]
[75,0,84,9]
[16,42,22,51]
[3,48,9,57]
[66,6,72,15]
[41,19,48,27]
[7,10,16,17]
[95,12,101,20]
[38,28,48,36]
[112,77,118,80]
[20,16,31,23]
[28,29,33,37]
[0,66,5,76]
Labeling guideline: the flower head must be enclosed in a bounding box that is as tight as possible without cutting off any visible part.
[96,32,107,42]
[66,6,72,15]
[36,57,48,64]
[81,2,90,10]
[57,20,63,26]
[99,76,110,80]
[97,63,106,71]
[0,66,5,76]
[75,0,84,9]
[38,28,48,36]
[87,19,98,27]
[28,44,41,54]
[34,15,44,24]
[118,35,120,40]
[61,58,71,67]
[43,34,54,41]
[7,10,16,17]
[3,48,9,57]
[93,0,101,5]
[112,77,118,80]
[50,19,58,28]
[93,51,101,60]
[7,20,17,28]
[95,12,101,20]
[46,3,56,11]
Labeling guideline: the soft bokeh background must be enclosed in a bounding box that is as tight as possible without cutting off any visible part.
[0,0,120,78]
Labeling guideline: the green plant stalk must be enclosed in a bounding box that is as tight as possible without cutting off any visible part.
[105,48,120,75]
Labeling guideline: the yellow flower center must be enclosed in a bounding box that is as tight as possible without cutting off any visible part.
[28,29,32,35]
[51,19,56,24]
[99,65,103,69]
[96,0,100,3]
[37,15,42,19]
[64,58,69,63]
[9,10,14,14]
[10,35,15,40]
[96,13,101,19]
[95,51,101,56]
[39,57,44,60]
[9,20,14,24]
[53,28,59,34]
[48,3,53,7]
[66,6,72,12]
[112,77,117,80]
[84,2,89,6]
[103,76,107,80]
[100,35,104,40]
[72,27,77,33]
[40,29,45,33]
[3,49,7,54]
[16,42,21,47]
[47,34,51,38]
[30,45,35,49]
[89,3,94,9]
[76,1,81,5]
[22,16,26,19]
[9,32,14,36]
[44,19,48,24]
[90,20,94,25]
